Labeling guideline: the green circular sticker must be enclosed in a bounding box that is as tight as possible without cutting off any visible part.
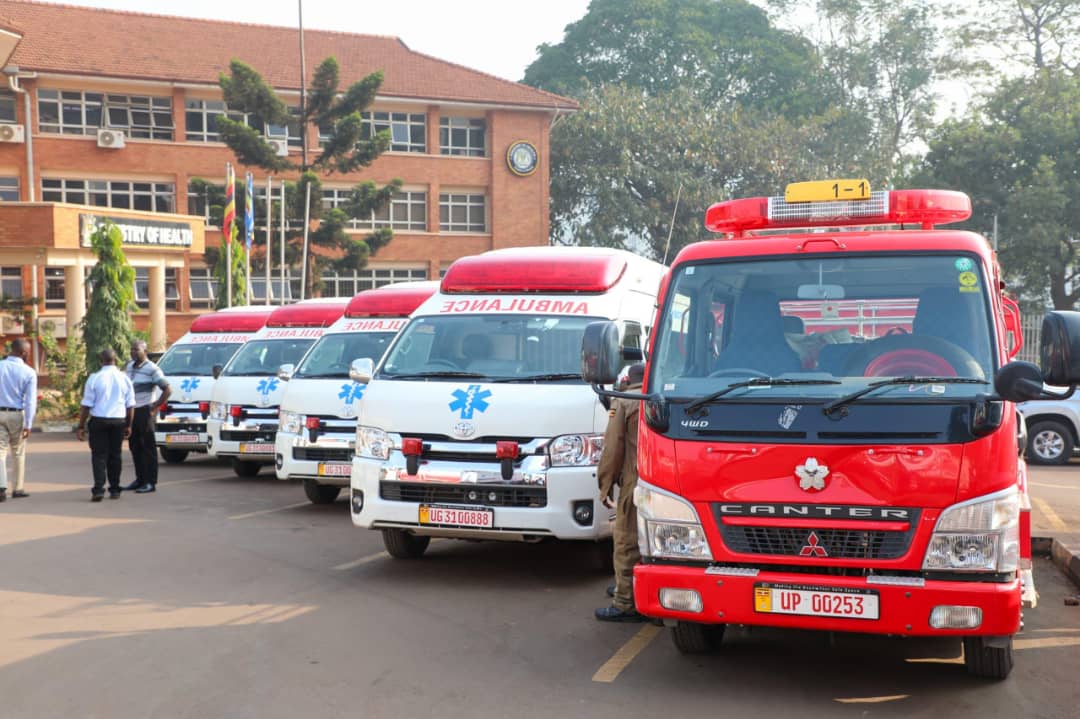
[954,257,974,271]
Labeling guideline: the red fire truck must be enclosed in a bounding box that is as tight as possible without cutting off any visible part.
[582,180,1080,679]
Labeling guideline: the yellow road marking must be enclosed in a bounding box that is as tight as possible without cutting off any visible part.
[333,552,388,571]
[1032,497,1068,532]
[591,624,661,683]
[1030,481,1078,490]
[835,695,909,704]
[228,501,311,520]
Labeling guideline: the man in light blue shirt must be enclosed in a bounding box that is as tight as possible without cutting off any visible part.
[0,338,37,501]
[77,349,135,501]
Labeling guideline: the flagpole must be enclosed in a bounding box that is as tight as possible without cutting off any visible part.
[279,181,286,303]
[245,172,253,305]
[300,180,311,300]
[265,176,272,305]
[224,162,233,308]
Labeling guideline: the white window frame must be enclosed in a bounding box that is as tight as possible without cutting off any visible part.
[439,116,486,157]
[439,192,487,233]
[0,267,22,299]
[42,178,175,213]
[361,111,426,153]
[323,187,427,231]
[104,94,174,140]
[0,176,19,202]
[38,89,103,135]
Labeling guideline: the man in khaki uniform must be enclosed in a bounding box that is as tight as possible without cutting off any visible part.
[595,363,645,622]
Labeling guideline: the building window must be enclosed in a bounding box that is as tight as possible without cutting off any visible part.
[189,267,218,308]
[249,277,293,304]
[42,178,175,213]
[321,266,428,297]
[38,89,103,135]
[104,94,174,140]
[0,91,16,123]
[187,181,216,223]
[439,192,487,232]
[323,188,427,231]
[440,117,485,156]
[186,100,302,146]
[0,177,19,201]
[252,184,304,230]
[0,267,22,298]
[44,267,65,309]
[134,267,179,309]
[361,111,426,153]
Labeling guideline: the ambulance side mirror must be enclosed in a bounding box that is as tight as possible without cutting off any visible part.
[212,364,223,379]
[349,358,374,385]
[581,321,621,386]
[277,363,295,382]
[1040,311,1080,386]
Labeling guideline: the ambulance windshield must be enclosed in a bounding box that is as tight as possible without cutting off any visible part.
[295,332,398,379]
[381,314,598,381]
[222,339,317,377]
[653,254,995,400]
[158,342,242,376]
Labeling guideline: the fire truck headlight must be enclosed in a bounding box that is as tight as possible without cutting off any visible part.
[634,480,712,561]
[356,425,392,460]
[279,411,302,435]
[208,401,226,420]
[923,488,1020,573]
[548,433,604,466]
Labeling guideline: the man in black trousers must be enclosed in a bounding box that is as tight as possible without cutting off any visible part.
[123,340,170,493]
[76,349,135,501]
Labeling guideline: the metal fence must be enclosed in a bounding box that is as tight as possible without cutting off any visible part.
[1018,312,1043,365]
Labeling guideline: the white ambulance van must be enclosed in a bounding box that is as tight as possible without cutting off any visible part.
[347,247,664,558]
[275,282,438,504]
[154,306,276,463]
[207,298,348,477]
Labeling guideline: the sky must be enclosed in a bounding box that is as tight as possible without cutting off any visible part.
[51,0,593,83]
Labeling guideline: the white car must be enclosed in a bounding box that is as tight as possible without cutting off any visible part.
[1018,393,1079,464]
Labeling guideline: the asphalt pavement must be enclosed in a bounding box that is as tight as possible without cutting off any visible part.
[0,435,1077,719]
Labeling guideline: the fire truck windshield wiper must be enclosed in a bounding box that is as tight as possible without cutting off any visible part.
[822,376,988,416]
[685,378,841,416]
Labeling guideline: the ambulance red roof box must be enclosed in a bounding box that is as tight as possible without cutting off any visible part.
[345,282,438,318]
[266,299,349,328]
[188,306,276,333]
[441,250,628,294]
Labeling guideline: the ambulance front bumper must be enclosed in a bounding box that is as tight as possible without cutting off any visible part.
[154,418,209,452]
[350,456,612,541]
[206,418,277,461]
[633,563,1022,637]
[275,430,355,485]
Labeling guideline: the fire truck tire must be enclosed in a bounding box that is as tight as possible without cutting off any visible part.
[303,479,341,504]
[670,621,725,654]
[382,529,431,559]
[1025,420,1073,465]
[231,458,262,477]
[963,635,1014,679]
[842,335,983,379]
[159,448,189,464]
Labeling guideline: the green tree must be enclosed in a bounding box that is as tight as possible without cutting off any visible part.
[215,58,398,296]
[82,220,136,372]
[960,0,1080,73]
[213,221,247,309]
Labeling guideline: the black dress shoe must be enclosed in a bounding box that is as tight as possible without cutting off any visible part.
[91,494,104,502]
[135,484,156,494]
[0,488,6,502]
[12,490,29,498]
[122,482,143,491]
[595,606,647,622]
[606,584,615,598]
[109,492,121,500]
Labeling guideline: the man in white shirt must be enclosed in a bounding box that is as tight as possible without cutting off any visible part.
[0,338,37,501]
[76,348,135,501]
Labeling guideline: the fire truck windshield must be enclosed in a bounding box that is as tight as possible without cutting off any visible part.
[653,253,995,401]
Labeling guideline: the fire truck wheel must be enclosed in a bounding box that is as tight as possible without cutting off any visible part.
[670,621,725,654]
[231,459,262,477]
[382,529,431,559]
[303,479,341,504]
[842,334,984,379]
[159,448,189,464]
[963,635,1014,679]
[1026,420,1073,465]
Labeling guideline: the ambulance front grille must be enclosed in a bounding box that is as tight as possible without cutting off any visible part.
[380,481,547,508]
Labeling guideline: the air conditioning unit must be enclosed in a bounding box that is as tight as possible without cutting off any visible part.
[0,123,25,143]
[37,316,67,338]
[97,128,126,149]
[266,138,289,157]
[1,315,24,334]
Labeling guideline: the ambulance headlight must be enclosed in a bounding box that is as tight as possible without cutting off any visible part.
[356,425,392,460]
[279,411,302,435]
[208,401,226,420]
[634,480,712,561]
[923,487,1020,573]
[548,433,604,466]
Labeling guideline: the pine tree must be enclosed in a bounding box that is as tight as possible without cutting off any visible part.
[82,220,136,373]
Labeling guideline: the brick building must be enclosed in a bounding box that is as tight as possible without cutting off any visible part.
[0,0,576,356]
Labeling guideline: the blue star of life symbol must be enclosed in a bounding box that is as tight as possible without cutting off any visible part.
[180,378,200,393]
[338,382,365,405]
[257,378,280,396]
[449,384,491,419]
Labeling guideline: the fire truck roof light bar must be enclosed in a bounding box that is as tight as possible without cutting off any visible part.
[705,189,972,236]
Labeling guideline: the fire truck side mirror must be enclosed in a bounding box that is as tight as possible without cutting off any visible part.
[995,361,1071,402]
[1040,311,1080,386]
[581,321,621,386]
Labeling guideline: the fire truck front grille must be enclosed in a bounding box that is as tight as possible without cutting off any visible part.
[719,526,912,560]
[380,481,547,508]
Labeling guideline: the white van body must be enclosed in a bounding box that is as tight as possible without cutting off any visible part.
[275,282,437,504]
[154,306,274,463]
[206,298,348,477]
[348,247,664,556]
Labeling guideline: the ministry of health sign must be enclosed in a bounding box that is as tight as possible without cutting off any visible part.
[79,214,194,249]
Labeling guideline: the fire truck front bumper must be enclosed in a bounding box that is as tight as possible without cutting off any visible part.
[633,563,1021,637]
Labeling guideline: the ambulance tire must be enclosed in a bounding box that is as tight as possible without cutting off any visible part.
[842,334,983,379]
[963,635,1013,679]
[231,458,261,477]
[670,621,725,654]
[303,479,341,504]
[160,448,189,464]
[1025,420,1073,465]
[382,529,431,559]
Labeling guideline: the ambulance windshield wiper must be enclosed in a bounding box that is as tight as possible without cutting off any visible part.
[386,370,489,380]
[504,372,583,383]
[822,376,989,416]
[685,378,842,416]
